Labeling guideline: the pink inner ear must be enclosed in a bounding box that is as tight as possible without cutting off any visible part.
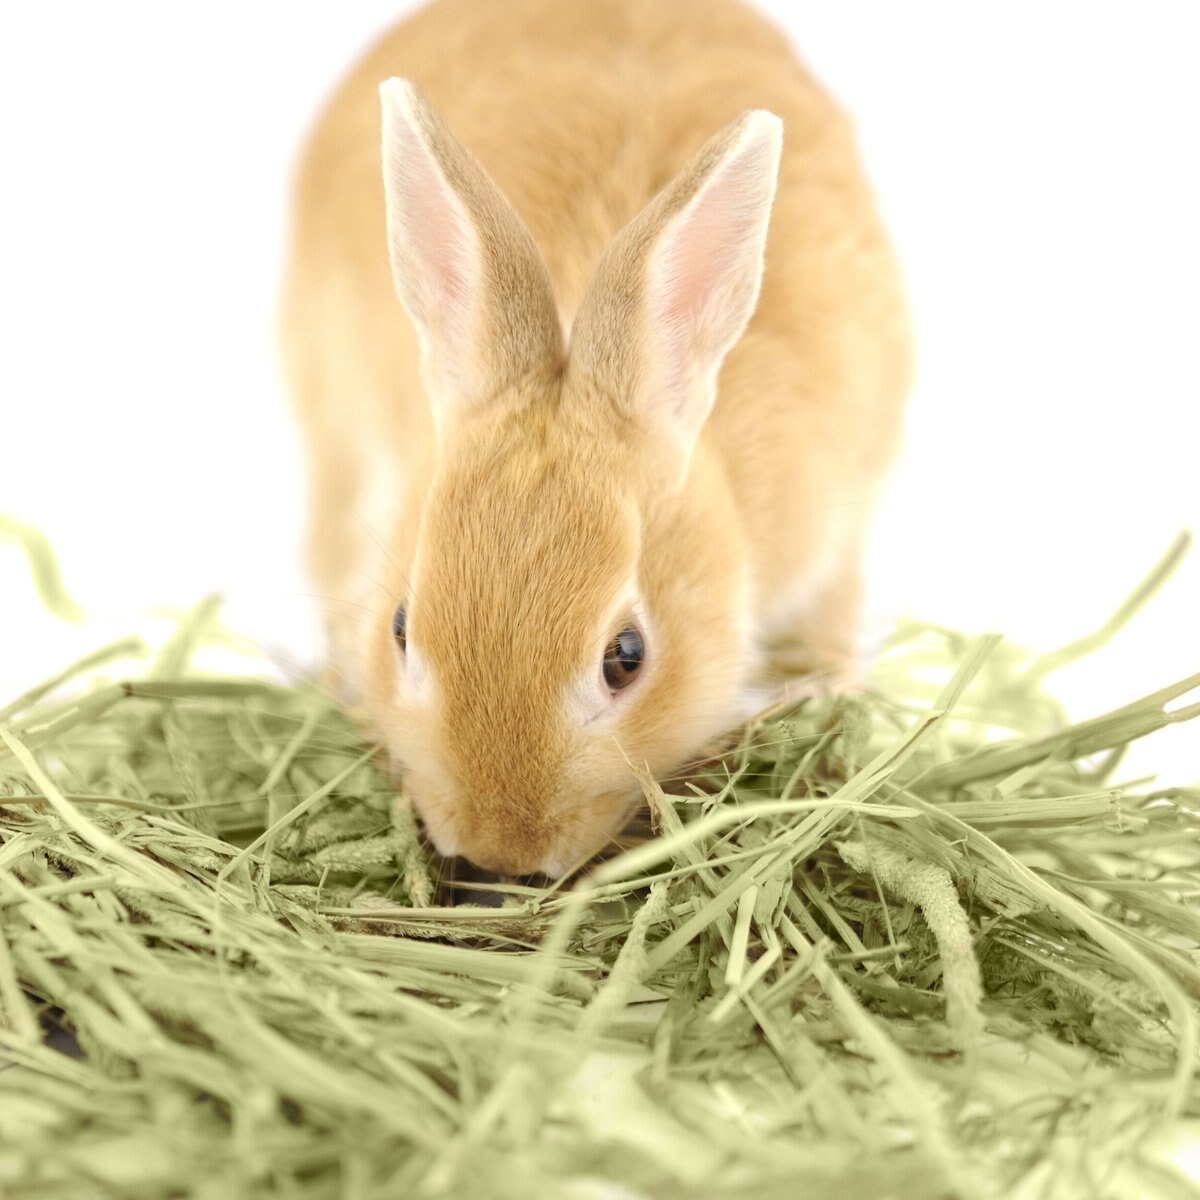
[385,110,480,353]
[407,161,476,329]
[656,180,741,343]
[646,130,777,412]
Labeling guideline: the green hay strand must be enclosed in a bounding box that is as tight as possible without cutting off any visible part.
[0,514,85,624]
[835,836,984,1057]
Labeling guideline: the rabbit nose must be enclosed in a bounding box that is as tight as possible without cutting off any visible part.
[457,841,544,879]
[452,818,556,878]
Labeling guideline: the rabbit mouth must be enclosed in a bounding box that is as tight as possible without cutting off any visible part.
[432,853,529,908]
[423,804,648,906]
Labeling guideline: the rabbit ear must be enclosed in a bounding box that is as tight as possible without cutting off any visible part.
[569,111,781,461]
[380,79,563,415]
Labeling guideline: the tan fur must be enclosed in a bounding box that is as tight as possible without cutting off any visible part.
[280,0,911,876]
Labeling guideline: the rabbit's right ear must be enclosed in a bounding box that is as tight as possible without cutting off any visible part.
[569,111,781,469]
[380,79,563,419]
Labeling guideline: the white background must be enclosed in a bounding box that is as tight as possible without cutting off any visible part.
[1,2,1196,781]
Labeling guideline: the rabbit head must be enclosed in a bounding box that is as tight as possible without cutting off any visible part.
[363,80,780,877]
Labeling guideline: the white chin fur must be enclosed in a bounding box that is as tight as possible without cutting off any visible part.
[538,853,573,881]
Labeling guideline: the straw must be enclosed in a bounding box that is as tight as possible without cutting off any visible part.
[0,529,1197,1198]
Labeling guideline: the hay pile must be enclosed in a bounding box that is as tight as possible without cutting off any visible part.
[0,537,1197,1199]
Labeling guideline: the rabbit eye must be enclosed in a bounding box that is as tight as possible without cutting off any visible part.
[392,604,407,651]
[603,625,644,692]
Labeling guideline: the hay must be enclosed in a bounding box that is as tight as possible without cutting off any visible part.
[0,533,1198,1199]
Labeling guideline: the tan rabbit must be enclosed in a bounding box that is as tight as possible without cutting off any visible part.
[281,0,910,877]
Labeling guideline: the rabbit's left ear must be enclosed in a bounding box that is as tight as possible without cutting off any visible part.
[380,79,563,418]
[568,111,781,462]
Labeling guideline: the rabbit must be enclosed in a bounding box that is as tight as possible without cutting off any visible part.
[280,0,910,879]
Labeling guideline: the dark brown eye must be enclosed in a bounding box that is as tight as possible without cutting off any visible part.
[603,625,644,691]
[392,604,407,651]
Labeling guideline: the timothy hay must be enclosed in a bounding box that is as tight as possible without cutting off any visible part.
[0,533,1197,1199]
